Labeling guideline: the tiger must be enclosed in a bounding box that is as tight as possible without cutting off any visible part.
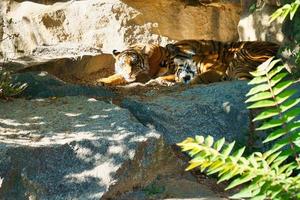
[98,44,177,86]
[165,40,280,84]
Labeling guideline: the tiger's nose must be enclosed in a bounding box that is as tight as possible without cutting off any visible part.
[183,75,191,83]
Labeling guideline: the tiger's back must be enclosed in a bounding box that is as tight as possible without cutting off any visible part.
[166,40,280,84]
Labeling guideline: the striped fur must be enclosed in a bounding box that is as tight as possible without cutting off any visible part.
[98,44,176,85]
[166,40,280,84]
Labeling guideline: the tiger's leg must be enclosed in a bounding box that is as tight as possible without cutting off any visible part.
[97,74,127,86]
[146,74,176,86]
[190,70,225,84]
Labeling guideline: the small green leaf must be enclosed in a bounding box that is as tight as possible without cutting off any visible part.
[266,151,282,165]
[278,162,297,174]
[232,147,246,160]
[248,76,268,85]
[263,128,287,143]
[207,160,225,175]
[253,107,280,121]
[256,118,283,131]
[271,155,289,168]
[268,64,287,79]
[246,83,270,97]
[247,99,276,109]
[274,89,298,105]
[270,72,289,87]
[186,160,203,171]
[230,182,257,198]
[281,99,300,115]
[204,135,214,147]
[218,169,236,183]
[226,173,257,190]
[195,135,204,144]
[273,80,294,96]
[222,141,235,156]
[290,3,300,19]
[213,137,225,151]
[270,8,284,22]
[245,91,272,103]
[248,154,258,168]
[250,57,277,76]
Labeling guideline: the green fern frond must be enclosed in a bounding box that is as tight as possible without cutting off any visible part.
[177,136,300,199]
[246,58,300,156]
[0,67,27,99]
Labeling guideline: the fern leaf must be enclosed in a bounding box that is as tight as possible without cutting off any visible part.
[250,57,278,77]
[266,151,282,165]
[245,91,272,103]
[280,98,300,115]
[270,72,289,87]
[248,76,268,85]
[268,64,287,79]
[226,173,258,190]
[232,147,246,160]
[253,107,280,121]
[213,137,225,151]
[264,121,300,143]
[204,135,214,147]
[256,118,283,131]
[246,83,270,97]
[273,80,294,96]
[247,99,276,109]
[274,89,298,104]
[222,141,235,156]
[195,135,204,144]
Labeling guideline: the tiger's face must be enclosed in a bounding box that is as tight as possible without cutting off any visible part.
[174,58,197,84]
[112,48,148,83]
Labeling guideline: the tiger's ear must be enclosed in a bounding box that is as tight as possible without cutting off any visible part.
[141,46,147,55]
[112,50,120,57]
[166,44,179,55]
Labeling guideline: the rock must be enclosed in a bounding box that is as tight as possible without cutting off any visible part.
[238,0,284,43]
[122,81,251,145]
[0,79,253,199]
[0,96,174,199]
[12,72,114,98]
[1,0,241,78]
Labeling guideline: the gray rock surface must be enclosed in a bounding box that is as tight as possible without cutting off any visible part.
[0,96,162,199]
[122,81,251,145]
[0,79,253,199]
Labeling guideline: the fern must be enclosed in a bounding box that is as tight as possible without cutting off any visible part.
[270,0,300,23]
[178,57,300,199]
[0,67,27,99]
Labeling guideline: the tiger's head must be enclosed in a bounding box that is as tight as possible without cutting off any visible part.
[166,43,198,84]
[174,58,198,84]
[112,47,149,83]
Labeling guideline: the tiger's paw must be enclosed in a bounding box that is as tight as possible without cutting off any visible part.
[146,77,175,87]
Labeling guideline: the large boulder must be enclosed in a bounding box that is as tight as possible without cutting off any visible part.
[0,72,252,199]
[122,81,251,145]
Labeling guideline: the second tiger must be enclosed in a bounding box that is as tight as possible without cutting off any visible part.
[166,40,280,84]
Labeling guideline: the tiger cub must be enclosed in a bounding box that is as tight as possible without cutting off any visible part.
[98,44,177,86]
[166,40,280,84]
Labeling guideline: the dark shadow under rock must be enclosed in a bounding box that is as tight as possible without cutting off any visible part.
[12,72,114,99]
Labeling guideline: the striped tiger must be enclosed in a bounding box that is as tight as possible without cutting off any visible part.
[166,40,280,84]
[98,44,177,86]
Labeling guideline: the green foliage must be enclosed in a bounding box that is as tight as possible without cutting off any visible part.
[178,57,300,199]
[0,67,27,99]
[270,0,300,23]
